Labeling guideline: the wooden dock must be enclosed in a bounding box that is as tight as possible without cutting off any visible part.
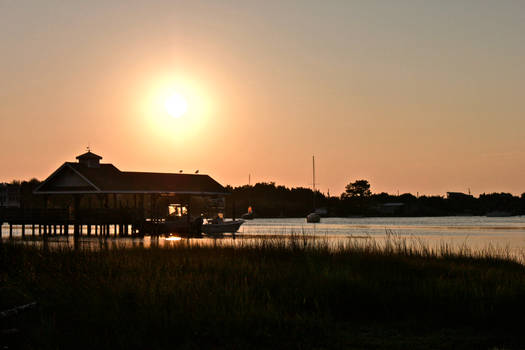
[0,207,184,238]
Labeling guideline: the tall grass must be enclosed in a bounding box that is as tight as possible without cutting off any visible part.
[2,235,525,349]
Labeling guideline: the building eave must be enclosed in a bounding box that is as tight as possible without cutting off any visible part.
[34,190,230,195]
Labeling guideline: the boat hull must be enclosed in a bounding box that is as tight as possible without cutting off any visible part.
[306,213,321,223]
[202,220,245,235]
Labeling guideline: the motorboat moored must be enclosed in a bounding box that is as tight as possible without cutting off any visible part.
[202,219,245,235]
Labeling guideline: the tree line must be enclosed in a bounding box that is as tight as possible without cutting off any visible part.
[225,180,525,218]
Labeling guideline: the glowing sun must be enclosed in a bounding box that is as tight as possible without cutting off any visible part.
[164,93,188,118]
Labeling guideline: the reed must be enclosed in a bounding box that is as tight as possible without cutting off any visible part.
[2,234,525,349]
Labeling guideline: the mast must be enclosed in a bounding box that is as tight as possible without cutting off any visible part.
[248,174,252,212]
[312,155,316,211]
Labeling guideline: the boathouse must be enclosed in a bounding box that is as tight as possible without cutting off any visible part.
[21,151,229,236]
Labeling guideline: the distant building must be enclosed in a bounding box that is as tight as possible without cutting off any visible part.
[377,202,404,215]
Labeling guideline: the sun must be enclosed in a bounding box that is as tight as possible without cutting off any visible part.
[164,92,188,118]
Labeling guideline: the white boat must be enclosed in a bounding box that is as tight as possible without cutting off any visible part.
[306,212,320,223]
[202,219,245,235]
[306,155,321,223]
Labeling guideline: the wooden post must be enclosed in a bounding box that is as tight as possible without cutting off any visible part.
[9,224,13,238]
[64,224,69,236]
[53,225,57,236]
[73,195,80,237]
[32,224,35,237]
[42,196,48,237]
[87,224,91,236]
[21,224,25,238]
[150,194,155,220]
[141,193,145,219]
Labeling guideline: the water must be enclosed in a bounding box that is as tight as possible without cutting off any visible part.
[239,216,525,252]
[3,216,525,254]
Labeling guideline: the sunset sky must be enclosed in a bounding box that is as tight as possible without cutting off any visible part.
[1,0,524,196]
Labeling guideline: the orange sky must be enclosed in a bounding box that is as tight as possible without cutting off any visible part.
[1,1,524,196]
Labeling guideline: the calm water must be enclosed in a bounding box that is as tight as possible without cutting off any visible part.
[3,216,525,254]
[239,216,525,251]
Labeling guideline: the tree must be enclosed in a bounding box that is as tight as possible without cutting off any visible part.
[343,180,371,198]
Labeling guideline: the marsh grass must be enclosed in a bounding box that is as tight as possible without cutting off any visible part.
[2,234,525,349]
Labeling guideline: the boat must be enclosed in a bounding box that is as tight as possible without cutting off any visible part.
[202,219,245,235]
[306,155,321,223]
[306,212,320,223]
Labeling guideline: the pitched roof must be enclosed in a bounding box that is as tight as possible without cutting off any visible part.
[122,171,226,193]
[35,162,228,194]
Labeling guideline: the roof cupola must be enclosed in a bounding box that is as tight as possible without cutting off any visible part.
[76,150,102,168]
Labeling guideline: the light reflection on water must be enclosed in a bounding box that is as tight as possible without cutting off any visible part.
[3,216,525,256]
[239,217,525,255]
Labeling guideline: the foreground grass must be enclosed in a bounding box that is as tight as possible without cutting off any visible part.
[2,236,525,349]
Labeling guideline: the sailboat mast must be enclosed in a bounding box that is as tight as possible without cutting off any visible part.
[312,155,316,210]
[312,156,316,192]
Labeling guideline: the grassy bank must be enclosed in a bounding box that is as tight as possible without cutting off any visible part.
[2,236,525,349]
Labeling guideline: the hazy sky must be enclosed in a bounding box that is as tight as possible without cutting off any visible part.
[1,0,524,196]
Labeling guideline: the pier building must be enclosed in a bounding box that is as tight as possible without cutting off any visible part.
[1,151,229,237]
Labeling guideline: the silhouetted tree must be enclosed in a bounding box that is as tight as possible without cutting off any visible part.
[342,180,371,198]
